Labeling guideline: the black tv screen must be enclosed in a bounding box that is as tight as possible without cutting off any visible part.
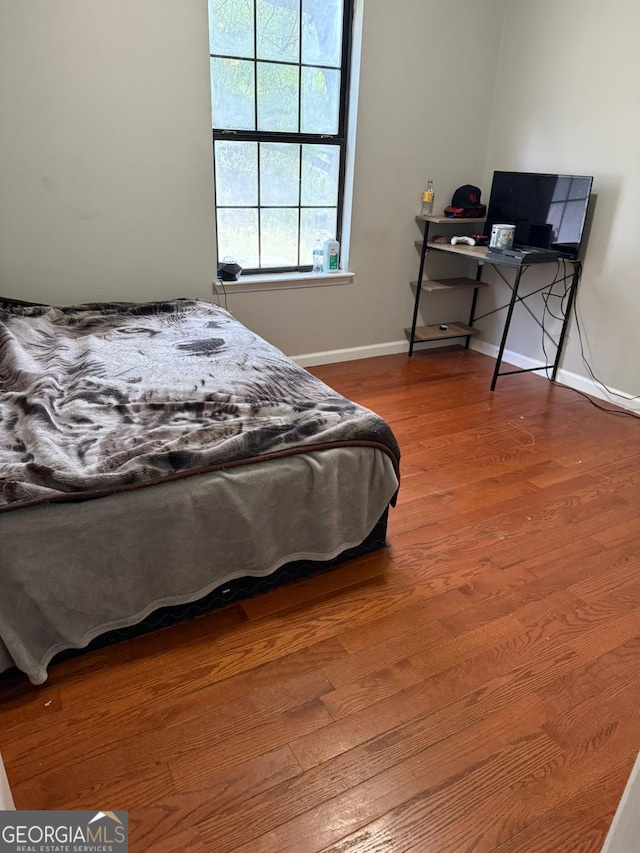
[484,171,593,258]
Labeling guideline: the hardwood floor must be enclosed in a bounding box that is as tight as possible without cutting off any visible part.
[1,348,639,852]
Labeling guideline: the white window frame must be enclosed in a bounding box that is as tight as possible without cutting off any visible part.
[209,0,357,286]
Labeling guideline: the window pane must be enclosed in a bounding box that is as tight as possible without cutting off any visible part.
[302,0,343,68]
[211,57,255,130]
[211,0,350,271]
[301,144,339,206]
[261,208,299,267]
[300,208,338,267]
[256,0,299,63]
[300,67,340,134]
[215,141,258,206]
[209,0,255,58]
[260,143,300,206]
[217,208,259,268]
[257,62,299,132]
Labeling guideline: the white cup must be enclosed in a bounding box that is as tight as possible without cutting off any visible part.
[490,224,516,249]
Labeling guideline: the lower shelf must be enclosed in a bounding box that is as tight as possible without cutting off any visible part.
[406,322,477,342]
[410,277,488,293]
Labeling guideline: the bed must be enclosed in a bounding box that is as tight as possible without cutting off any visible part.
[0,296,400,684]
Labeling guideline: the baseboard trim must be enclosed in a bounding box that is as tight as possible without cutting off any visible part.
[0,752,15,810]
[469,338,535,371]
[292,337,466,368]
[469,339,640,413]
[554,367,640,413]
[601,751,640,852]
[294,336,638,414]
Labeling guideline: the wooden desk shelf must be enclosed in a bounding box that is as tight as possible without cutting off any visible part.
[408,215,486,356]
[406,322,478,342]
[415,215,486,225]
[407,214,583,390]
[410,277,489,293]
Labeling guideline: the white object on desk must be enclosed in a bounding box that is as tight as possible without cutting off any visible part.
[489,223,515,249]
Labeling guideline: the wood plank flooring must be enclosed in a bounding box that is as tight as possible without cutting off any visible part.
[1,348,639,852]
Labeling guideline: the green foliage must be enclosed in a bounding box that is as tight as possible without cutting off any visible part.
[210,0,346,268]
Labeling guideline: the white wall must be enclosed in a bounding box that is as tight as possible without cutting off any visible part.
[0,0,216,303]
[0,752,14,809]
[4,0,633,401]
[602,753,640,853]
[0,0,506,356]
[478,0,640,399]
[222,0,507,356]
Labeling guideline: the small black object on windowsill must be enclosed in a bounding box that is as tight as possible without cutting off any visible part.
[217,257,243,282]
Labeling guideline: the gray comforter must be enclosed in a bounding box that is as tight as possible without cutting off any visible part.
[0,298,399,511]
[0,297,400,684]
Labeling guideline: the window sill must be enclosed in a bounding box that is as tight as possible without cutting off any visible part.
[213,270,354,294]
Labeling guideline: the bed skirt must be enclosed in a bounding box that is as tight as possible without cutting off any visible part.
[49,508,388,667]
[0,447,397,683]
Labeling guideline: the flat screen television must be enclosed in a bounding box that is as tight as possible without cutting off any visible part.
[484,171,593,259]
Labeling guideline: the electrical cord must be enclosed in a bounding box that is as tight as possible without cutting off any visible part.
[534,258,639,419]
[475,256,638,418]
[564,385,640,419]
[475,264,559,349]
[540,260,566,321]
[541,290,551,379]
[540,260,569,377]
[213,277,229,312]
[569,290,640,418]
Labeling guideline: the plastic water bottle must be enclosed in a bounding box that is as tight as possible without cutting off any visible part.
[312,237,323,273]
[421,179,435,216]
[323,239,340,272]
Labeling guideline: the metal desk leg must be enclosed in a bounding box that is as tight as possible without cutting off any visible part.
[551,261,581,381]
[490,265,524,391]
[408,221,431,356]
[465,264,483,349]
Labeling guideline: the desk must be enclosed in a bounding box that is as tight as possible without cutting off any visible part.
[408,216,582,390]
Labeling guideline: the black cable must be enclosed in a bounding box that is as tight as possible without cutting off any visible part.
[559,259,573,317]
[540,260,569,377]
[474,265,557,348]
[472,257,638,418]
[540,264,558,377]
[541,287,551,379]
[565,384,640,419]
[540,260,566,321]
[214,277,229,312]
[535,261,640,419]
[572,293,640,404]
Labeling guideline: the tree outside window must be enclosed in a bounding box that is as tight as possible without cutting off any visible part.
[209,0,353,273]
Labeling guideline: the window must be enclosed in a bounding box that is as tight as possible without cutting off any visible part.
[209,0,354,274]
